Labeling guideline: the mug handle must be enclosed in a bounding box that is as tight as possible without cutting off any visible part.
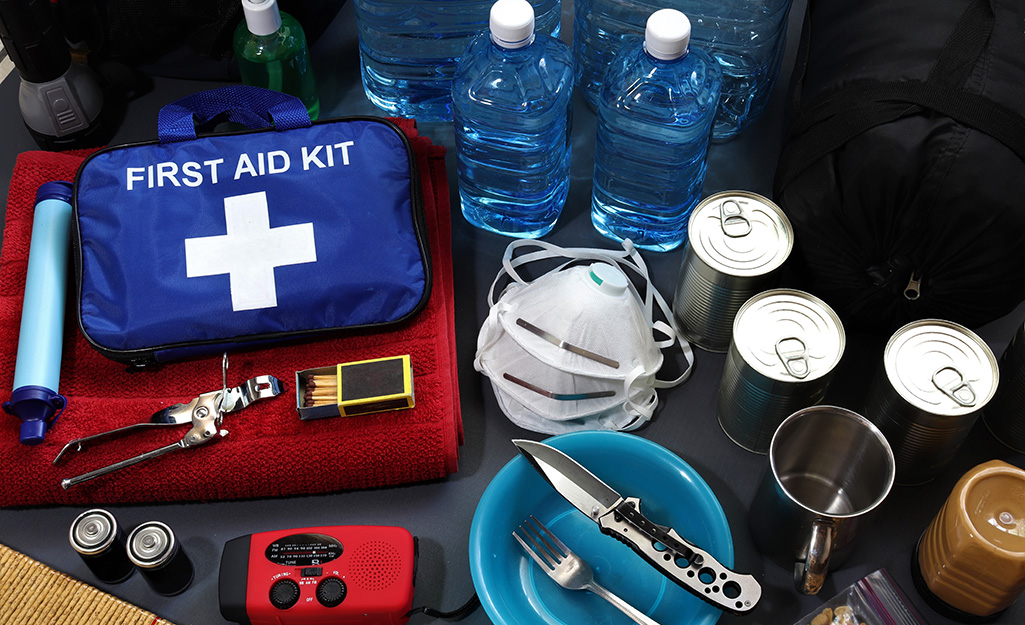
[795,519,834,594]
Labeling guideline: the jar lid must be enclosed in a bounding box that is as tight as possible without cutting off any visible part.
[883,319,998,416]
[732,289,845,382]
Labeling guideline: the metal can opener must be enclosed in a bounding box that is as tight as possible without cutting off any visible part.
[53,372,283,489]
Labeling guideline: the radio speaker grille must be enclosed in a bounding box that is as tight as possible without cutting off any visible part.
[349,540,402,591]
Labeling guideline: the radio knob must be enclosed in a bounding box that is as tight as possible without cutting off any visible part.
[269,579,301,610]
[316,577,347,608]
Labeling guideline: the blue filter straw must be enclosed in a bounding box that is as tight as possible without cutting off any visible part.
[3,181,73,444]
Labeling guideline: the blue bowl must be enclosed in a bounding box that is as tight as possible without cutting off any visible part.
[470,431,734,625]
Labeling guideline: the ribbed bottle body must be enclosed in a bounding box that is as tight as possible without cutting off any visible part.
[453,32,574,238]
[591,43,720,251]
[574,0,792,140]
[354,0,561,121]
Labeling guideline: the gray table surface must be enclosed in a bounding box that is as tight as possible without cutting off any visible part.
[2,2,1024,624]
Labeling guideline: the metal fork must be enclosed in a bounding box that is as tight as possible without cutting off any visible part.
[513,515,662,625]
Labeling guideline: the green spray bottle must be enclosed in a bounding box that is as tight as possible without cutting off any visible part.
[233,0,320,119]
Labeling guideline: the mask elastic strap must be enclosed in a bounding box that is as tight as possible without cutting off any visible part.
[488,238,632,306]
[473,300,509,375]
[489,238,694,388]
[613,244,694,388]
[492,238,647,304]
[609,242,694,388]
[653,319,693,388]
[621,365,658,430]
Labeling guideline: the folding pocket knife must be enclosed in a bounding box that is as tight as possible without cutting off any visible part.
[513,439,761,614]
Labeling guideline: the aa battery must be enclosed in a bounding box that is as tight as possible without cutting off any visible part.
[865,319,998,486]
[673,191,793,353]
[983,318,1025,452]
[717,288,845,453]
[126,521,194,596]
[69,509,134,584]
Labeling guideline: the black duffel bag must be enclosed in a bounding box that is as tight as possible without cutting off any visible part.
[773,0,1025,333]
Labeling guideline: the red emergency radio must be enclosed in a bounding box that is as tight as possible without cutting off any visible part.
[219,525,417,625]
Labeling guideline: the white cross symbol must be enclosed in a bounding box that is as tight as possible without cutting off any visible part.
[185,191,317,311]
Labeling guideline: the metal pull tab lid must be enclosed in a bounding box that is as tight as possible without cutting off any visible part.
[719,199,753,238]
[932,365,977,407]
[776,336,810,379]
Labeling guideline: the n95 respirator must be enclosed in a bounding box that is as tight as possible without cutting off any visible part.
[475,239,693,434]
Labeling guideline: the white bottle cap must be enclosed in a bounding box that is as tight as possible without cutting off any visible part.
[242,0,282,37]
[490,0,535,49]
[644,9,691,61]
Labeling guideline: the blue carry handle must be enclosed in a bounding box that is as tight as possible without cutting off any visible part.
[158,85,312,144]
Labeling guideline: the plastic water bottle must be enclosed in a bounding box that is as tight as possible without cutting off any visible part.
[233,0,320,119]
[591,10,721,252]
[574,0,792,141]
[352,0,561,121]
[453,0,574,238]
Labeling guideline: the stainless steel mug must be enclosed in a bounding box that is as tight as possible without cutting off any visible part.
[749,405,895,594]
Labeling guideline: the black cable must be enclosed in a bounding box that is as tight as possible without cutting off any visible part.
[406,593,480,621]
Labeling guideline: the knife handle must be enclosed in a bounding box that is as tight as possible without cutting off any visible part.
[598,497,761,614]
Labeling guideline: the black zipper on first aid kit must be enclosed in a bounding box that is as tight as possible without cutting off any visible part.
[70,116,432,368]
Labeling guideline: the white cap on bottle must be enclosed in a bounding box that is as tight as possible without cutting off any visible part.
[242,0,282,37]
[490,0,535,49]
[644,9,691,60]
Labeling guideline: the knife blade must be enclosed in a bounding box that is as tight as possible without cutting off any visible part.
[513,439,761,614]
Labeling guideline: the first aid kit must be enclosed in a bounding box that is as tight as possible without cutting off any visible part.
[72,86,431,366]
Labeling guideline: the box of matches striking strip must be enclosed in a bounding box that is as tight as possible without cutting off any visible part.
[296,355,415,420]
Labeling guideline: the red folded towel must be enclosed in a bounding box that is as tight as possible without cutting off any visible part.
[0,120,462,507]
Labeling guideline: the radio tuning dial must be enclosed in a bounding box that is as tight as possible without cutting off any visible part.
[269,579,301,610]
[316,577,347,607]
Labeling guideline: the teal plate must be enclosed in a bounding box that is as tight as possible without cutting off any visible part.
[470,431,734,625]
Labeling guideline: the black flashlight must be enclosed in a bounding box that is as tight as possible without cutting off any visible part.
[0,0,108,150]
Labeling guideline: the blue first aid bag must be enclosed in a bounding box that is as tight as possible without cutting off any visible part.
[72,87,431,365]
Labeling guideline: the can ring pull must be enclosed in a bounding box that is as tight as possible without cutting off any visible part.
[719,199,753,238]
[932,366,977,407]
[776,337,810,379]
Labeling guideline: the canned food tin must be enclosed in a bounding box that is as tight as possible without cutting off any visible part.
[69,509,134,584]
[673,191,793,353]
[717,288,845,453]
[127,521,194,596]
[865,319,999,485]
[983,318,1025,452]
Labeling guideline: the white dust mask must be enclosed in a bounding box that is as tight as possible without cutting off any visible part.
[475,239,693,434]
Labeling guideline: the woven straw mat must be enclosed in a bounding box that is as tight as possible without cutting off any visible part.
[0,543,175,625]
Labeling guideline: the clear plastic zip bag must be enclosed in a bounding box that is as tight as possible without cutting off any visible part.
[794,569,926,625]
